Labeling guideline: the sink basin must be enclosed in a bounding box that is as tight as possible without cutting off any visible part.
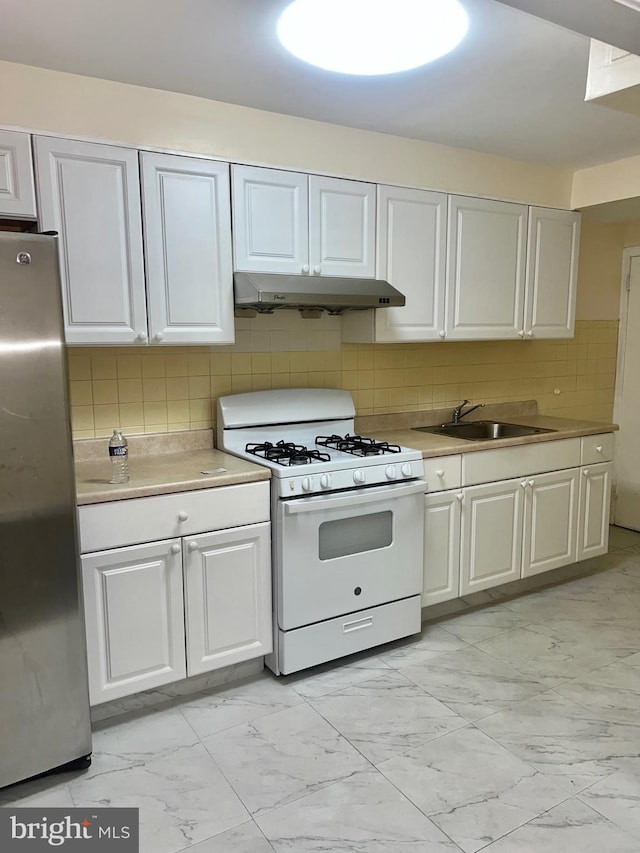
[414,421,556,441]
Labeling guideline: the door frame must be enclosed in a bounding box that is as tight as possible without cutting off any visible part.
[613,245,640,520]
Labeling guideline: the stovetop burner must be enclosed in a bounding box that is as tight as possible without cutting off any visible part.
[315,434,402,457]
[246,441,331,467]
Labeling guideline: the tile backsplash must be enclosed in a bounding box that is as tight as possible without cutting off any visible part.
[69,319,618,439]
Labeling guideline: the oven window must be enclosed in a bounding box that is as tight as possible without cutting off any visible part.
[318,511,393,560]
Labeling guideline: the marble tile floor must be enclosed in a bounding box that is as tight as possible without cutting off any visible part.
[5,525,640,852]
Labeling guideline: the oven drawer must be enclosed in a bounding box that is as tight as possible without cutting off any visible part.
[277,595,422,675]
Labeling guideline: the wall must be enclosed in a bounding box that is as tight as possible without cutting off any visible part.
[0,60,573,206]
[575,220,625,321]
[572,152,640,210]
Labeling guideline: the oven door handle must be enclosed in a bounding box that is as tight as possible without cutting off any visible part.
[283,480,427,515]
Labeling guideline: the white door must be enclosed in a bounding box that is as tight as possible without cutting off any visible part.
[522,468,579,578]
[578,463,612,560]
[615,252,640,530]
[34,136,148,345]
[81,539,186,705]
[0,129,36,218]
[446,195,527,340]
[309,175,376,277]
[524,208,580,339]
[460,478,524,594]
[183,522,272,676]
[374,185,447,342]
[232,165,309,274]
[141,152,234,345]
[422,490,462,606]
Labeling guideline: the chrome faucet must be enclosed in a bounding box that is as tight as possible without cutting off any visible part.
[451,400,485,424]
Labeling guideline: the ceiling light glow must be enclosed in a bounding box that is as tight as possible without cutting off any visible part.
[277,0,469,76]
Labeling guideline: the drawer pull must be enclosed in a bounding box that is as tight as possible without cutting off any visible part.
[188,541,198,551]
[528,479,535,487]
[457,492,463,502]
[178,511,188,521]
[596,445,603,453]
[521,480,528,488]
[436,469,444,477]
[343,616,373,633]
[583,469,589,476]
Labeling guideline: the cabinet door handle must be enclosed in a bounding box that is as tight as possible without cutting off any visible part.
[526,330,534,338]
[314,265,321,274]
[521,480,528,488]
[596,445,603,453]
[518,330,525,337]
[528,479,535,487]
[137,332,148,343]
[178,511,188,521]
[457,492,463,502]
[436,469,445,477]
[170,543,181,555]
[439,330,445,338]
[188,541,198,551]
[302,264,310,274]
[154,332,164,342]
[583,469,589,476]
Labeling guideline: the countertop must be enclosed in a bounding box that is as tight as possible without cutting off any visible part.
[74,431,270,505]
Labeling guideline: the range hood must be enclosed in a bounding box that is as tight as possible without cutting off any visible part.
[233,271,405,316]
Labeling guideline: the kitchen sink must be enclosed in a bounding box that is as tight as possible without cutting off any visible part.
[414,421,556,441]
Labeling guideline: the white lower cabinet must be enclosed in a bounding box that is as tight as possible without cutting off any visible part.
[422,489,462,606]
[183,523,271,676]
[81,539,187,704]
[79,483,272,705]
[578,462,612,560]
[460,479,524,595]
[522,469,579,578]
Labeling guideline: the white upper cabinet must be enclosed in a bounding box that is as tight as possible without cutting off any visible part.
[343,185,447,343]
[308,175,375,277]
[34,136,148,345]
[141,152,234,345]
[0,130,36,218]
[232,165,309,274]
[446,196,528,340]
[232,165,376,278]
[524,207,580,339]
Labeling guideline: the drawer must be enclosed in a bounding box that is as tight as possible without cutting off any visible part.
[78,481,270,553]
[423,455,462,492]
[462,438,581,486]
[581,433,615,465]
[276,595,421,675]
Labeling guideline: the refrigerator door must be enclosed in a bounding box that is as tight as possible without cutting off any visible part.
[0,232,91,788]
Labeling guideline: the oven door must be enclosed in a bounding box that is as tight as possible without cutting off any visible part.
[275,480,426,630]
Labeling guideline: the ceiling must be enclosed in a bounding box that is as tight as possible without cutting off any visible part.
[2,0,640,169]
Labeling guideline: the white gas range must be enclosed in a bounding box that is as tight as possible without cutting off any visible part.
[217,388,426,675]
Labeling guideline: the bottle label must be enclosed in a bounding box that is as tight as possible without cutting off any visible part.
[109,446,128,458]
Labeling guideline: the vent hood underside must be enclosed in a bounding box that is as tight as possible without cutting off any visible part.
[233,272,405,315]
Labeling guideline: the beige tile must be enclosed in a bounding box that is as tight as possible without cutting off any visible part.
[210,352,232,375]
[211,374,232,396]
[167,422,191,432]
[188,354,210,376]
[231,353,252,375]
[92,379,119,405]
[167,400,191,424]
[289,371,309,386]
[92,354,118,380]
[69,380,93,406]
[290,352,308,372]
[252,373,272,391]
[117,355,142,380]
[143,401,168,424]
[68,354,92,381]
[270,352,290,373]
[118,379,143,403]
[231,374,253,393]
[165,354,188,377]
[143,378,167,402]
[93,404,121,430]
[72,429,96,440]
[119,403,144,427]
[71,405,95,432]
[251,352,272,373]
[189,398,211,422]
[188,375,210,399]
[141,355,166,378]
[166,377,190,400]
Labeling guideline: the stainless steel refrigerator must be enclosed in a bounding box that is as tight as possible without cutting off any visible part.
[0,231,91,789]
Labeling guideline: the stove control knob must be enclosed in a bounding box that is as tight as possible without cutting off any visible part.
[401,463,412,478]
[385,464,397,480]
[353,469,366,485]
[302,477,313,492]
[320,473,332,489]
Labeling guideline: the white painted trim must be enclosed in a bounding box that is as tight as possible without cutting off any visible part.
[612,245,640,519]
[0,121,575,212]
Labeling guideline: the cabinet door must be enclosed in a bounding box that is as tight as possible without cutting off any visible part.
[34,137,147,344]
[141,153,234,344]
[423,490,462,606]
[374,185,447,342]
[81,539,186,705]
[522,469,579,578]
[0,129,36,218]
[460,479,524,594]
[183,522,272,676]
[524,208,580,339]
[577,463,612,560]
[446,196,527,340]
[232,165,308,274]
[309,175,376,277]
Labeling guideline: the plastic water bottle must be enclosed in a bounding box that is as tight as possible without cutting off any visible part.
[109,429,129,484]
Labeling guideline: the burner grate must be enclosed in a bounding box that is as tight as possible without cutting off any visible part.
[315,434,402,457]
[246,440,331,467]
